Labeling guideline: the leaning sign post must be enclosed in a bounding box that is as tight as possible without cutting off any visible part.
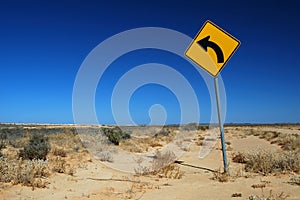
[185,20,240,174]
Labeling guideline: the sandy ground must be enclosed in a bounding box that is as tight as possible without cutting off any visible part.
[0,125,299,200]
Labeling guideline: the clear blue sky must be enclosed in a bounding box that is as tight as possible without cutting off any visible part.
[0,0,299,124]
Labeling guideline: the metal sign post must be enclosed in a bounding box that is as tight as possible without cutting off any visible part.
[185,20,240,174]
[214,76,229,174]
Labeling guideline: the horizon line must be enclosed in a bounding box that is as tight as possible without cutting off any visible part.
[1,122,299,126]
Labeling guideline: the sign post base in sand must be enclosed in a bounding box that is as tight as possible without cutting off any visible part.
[185,20,240,174]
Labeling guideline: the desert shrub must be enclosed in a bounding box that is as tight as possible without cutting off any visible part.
[0,157,21,182]
[240,150,300,175]
[275,134,299,151]
[102,127,130,145]
[282,135,300,151]
[135,163,184,179]
[134,159,151,175]
[0,157,49,188]
[154,164,184,179]
[19,134,50,160]
[1,127,30,148]
[152,150,176,171]
[120,136,167,153]
[48,128,84,152]
[98,151,114,162]
[134,150,184,179]
[198,125,209,131]
[232,152,247,164]
[259,131,279,141]
[9,137,29,148]
[50,156,75,175]
[51,156,67,173]
[212,169,229,182]
[52,147,67,157]
[18,159,49,188]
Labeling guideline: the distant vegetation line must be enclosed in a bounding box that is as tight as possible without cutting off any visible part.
[0,122,299,127]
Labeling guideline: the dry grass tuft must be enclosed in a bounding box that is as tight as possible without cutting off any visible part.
[120,139,149,153]
[119,131,174,153]
[248,190,289,200]
[135,150,184,179]
[151,150,176,171]
[52,147,67,157]
[51,156,67,173]
[153,164,184,179]
[50,156,76,175]
[212,169,229,182]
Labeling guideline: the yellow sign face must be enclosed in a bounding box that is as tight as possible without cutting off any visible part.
[185,20,240,77]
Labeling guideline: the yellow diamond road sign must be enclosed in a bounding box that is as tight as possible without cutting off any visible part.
[185,20,240,77]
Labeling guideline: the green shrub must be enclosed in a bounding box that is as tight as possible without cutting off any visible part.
[19,134,50,160]
[102,127,130,145]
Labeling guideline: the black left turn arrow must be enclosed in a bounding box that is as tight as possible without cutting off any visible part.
[197,36,224,63]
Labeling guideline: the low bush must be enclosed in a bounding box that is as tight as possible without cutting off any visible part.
[233,150,300,175]
[51,156,67,173]
[0,157,49,188]
[134,150,184,179]
[102,127,130,145]
[19,134,50,160]
[52,147,67,157]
